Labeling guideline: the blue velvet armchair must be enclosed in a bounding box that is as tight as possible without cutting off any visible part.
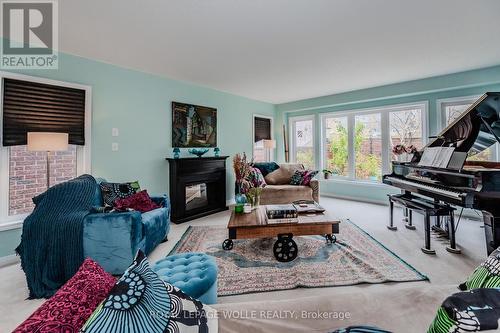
[82,179,170,275]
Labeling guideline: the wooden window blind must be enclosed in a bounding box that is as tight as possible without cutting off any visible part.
[2,78,86,146]
[254,117,271,142]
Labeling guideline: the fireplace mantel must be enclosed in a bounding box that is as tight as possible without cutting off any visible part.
[166,156,228,223]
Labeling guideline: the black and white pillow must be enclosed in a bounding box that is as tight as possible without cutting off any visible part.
[100,181,140,206]
[80,250,218,333]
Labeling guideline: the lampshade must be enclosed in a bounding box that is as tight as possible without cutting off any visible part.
[27,132,69,152]
[263,139,276,149]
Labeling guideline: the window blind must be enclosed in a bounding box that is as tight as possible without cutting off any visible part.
[2,78,86,146]
[254,117,271,142]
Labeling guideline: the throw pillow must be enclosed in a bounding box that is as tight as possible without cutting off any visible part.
[114,190,161,213]
[247,167,266,188]
[290,169,319,185]
[459,247,500,290]
[428,288,500,333]
[14,258,116,333]
[100,181,141,207]
[265,163,304,185]
[81,250,218,333]
[252,162,280,177]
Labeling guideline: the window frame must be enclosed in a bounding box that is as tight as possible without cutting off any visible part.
[0,71,92,228]
[320,101,428,182]
[252,114,274,162]
[289,114,316,169]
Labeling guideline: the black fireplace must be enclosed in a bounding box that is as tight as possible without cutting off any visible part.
[166,156,228,223]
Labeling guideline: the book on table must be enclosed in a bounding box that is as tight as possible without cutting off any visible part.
[265,204,298,219]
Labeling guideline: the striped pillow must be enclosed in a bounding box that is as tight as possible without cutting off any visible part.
[460,247,500,290]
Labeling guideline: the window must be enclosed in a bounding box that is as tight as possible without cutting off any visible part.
[253,115,273,162]
[321,102,427,182]
[355,113,382,181]
[389,108,424,161]
[438,96,497,162]
[0,73,91,224]
[323,116,349,176]
[290,116,315,169]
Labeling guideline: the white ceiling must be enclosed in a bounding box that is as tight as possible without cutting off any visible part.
[52,1,500,103]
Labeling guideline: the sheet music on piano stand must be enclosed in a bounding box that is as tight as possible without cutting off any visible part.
[418,147,456,168]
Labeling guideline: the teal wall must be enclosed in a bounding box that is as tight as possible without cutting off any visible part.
[274,65,500,204]
[0,50,275,258]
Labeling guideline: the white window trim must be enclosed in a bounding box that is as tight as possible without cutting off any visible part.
[252,114,274,162]
[319,101,429,182]
[436,95,482,130]
[288,114,316,168]
[0,71,92,226]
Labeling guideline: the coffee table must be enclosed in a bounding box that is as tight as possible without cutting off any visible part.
[222,206,341,262]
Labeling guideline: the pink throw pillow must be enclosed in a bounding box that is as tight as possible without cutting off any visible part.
[14,258,116,333]
[114,190,161,213]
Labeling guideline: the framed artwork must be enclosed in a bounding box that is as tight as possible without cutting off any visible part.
[172,101,217,147]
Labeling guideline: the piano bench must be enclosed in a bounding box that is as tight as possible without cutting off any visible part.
[387,194,460,255]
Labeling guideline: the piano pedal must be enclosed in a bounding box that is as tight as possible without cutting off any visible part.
[446,246,461,254]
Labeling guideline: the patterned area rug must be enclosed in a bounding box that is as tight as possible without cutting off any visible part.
[169,220,427,296]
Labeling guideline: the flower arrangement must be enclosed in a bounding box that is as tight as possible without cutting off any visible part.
[233,153,265,207]
[392,144,417,155]
[233,153,253,194]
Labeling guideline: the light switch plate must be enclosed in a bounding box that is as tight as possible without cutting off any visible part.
[112,142,119,151]
[112,128,119,136]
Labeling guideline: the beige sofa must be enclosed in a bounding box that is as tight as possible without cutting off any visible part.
[260,163,319,205]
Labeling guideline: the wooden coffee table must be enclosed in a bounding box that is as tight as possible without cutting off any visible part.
[222,206,341,262]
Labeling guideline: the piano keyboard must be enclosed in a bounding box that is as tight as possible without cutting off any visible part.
[384,176,464,199]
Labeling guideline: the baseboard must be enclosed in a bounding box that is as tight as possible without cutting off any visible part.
[0,254,19,267]
[321,193,388,206]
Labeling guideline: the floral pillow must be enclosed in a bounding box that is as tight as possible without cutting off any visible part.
[290,170,319,185]
[459,247,500,290]
[80,250,218,333]
[14,259,116,333]
[100,181,141,206]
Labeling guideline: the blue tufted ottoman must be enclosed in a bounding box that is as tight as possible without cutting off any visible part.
[152,252,218,304]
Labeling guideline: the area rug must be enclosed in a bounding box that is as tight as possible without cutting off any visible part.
[169,220,428,296]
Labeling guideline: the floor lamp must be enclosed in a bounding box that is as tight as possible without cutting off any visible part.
[27,132,69,190]
[262,139,276,162]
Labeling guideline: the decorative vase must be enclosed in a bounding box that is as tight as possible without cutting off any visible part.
[247,194,261,208]
[173,148,180,159]
[188,148,209,158]
[214,147,220,157]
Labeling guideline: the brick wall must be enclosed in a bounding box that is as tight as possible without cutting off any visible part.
[9,145,77,216]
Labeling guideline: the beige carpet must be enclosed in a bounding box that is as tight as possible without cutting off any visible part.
[0,197,487,332]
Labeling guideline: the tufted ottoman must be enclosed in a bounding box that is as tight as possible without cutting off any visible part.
[152,252,218,304]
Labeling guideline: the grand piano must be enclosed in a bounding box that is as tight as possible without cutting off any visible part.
[383,92,500,255]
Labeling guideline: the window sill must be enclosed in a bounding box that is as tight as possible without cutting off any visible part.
[319,177,393,189]
[0,219,24,232]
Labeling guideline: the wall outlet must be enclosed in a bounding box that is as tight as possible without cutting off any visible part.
[112,142,119,151]
[112,128,119,136]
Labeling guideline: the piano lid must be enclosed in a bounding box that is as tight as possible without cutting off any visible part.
[428,92,500,156]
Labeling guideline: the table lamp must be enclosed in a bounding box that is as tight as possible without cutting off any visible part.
[27,132,69,190]
[262,139,276,162]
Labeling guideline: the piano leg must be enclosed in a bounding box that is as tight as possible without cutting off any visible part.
[446,212,461,254]
[405,210,416,230]
[483,210,500,255]
[387,199,397,231]
[421,212,436,255]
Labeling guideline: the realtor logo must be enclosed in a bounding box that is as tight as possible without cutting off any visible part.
[1,0,58,69]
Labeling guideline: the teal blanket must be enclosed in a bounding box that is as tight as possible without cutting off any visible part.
[16,174,98,298]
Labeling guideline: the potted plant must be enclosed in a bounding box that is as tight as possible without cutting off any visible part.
[322,169,332,179]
